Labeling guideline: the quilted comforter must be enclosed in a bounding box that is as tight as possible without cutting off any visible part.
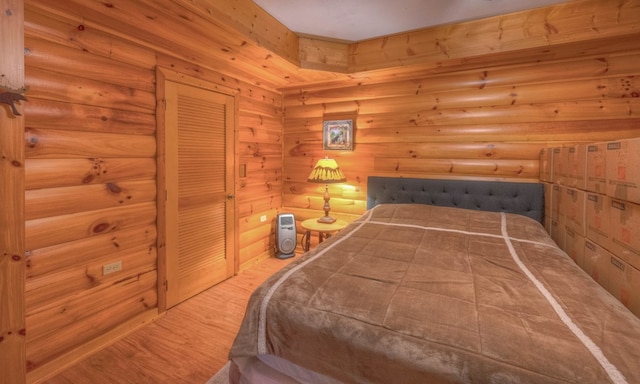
[229,204,640,383]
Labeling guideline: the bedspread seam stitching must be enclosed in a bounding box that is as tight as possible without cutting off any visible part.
[499,212,626,384]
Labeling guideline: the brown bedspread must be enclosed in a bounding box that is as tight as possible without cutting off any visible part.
[230,204,640,383]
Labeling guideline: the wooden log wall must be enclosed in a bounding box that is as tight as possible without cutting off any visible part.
[1,2,26,384]
[5,0,640,382]
[22,0,287,381]
[281,46,640,230]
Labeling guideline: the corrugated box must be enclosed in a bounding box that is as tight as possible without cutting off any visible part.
[551,184,565,228]
[609,199,640,271]
[564,188,586,236]
[565,228,585,269]
[567,144,587,190]
[585,193,610,250]
[544,182,553,234]
[552,147,569,186]
[550,219,566,250]
[539,148,553,182]
[608,255,640,318]
[606,138,640,204]
[586,142,606,194]
[584,240,611,290]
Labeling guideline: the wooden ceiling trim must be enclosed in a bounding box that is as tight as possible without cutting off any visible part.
[280,32,640,91]
[347,0,640,73]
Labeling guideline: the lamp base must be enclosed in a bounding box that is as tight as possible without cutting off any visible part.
[317,216,337,224]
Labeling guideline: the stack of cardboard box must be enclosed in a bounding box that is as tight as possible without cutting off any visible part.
[540,138,640,318]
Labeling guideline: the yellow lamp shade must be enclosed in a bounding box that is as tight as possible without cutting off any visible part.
[307,158,347,184]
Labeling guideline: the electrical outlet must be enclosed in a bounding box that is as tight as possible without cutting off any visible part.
[260,215,267,222]
[103,260,122,275]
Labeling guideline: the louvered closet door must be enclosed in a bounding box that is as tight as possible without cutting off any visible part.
[165,81,235,308]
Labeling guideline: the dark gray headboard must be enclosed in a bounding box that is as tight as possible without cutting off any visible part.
[367,176,544,223]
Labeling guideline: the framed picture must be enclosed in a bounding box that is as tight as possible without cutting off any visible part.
[323,119,353,151]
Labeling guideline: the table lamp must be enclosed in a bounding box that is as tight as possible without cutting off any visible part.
[307,157,347,224]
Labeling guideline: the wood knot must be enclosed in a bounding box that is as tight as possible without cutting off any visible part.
[93,222,110,233]
[82,174,95,184]
[106,182,122,193]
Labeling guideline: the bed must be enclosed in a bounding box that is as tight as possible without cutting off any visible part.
[228,177,640,384]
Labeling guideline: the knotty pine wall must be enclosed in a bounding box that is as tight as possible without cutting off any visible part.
[281,49,640,226]
[6,0,640,382]
[23,1,284,380]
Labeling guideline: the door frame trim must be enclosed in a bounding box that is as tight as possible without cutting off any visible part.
[155,67,239,313]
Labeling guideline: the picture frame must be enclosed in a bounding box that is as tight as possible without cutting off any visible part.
[323,119,353,151]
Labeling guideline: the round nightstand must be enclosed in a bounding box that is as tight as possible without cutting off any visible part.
[300,218,348,252]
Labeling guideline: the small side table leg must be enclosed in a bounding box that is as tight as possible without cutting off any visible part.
[303,230,311,252]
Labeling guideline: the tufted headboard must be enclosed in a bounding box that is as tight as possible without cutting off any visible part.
[367,176,545,223]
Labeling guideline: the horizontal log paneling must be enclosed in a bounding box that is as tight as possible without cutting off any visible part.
[26,271,157,340]
[25,180,156,220]
[25,98,156,135]
[26,248,156,311]
[239,240,273,269]
[282,41,640,221]
[351,120,640,143]
[285,119,640,144]
[238,97,283,118]
[26,0,340,88]
[372,158,539,178]
[292,52,640,96]
[24,7,157,69]
[286,61,640,106]
[327,76,638,109]
[237,182,282,203]
[25,202,156,252]
[25,36,155,92]
[289,142,545,160]
[26,67,156,113]
[239,113,283,133]
[25,158,157,189]
[238,194,282,218]
[239,142,282,158]
[283,96,640,122]
[26,225,156,279]
[239,126,282,145]
[239,224,273,254]
[237,158,282,179]
[25,128,156,159]
[26,283,157,371]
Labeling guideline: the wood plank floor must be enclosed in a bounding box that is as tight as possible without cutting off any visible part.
[44,256,295,384]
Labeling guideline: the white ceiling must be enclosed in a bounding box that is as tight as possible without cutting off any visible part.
[252,0,570,42]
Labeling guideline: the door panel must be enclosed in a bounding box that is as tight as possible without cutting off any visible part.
[164,80,235,308]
